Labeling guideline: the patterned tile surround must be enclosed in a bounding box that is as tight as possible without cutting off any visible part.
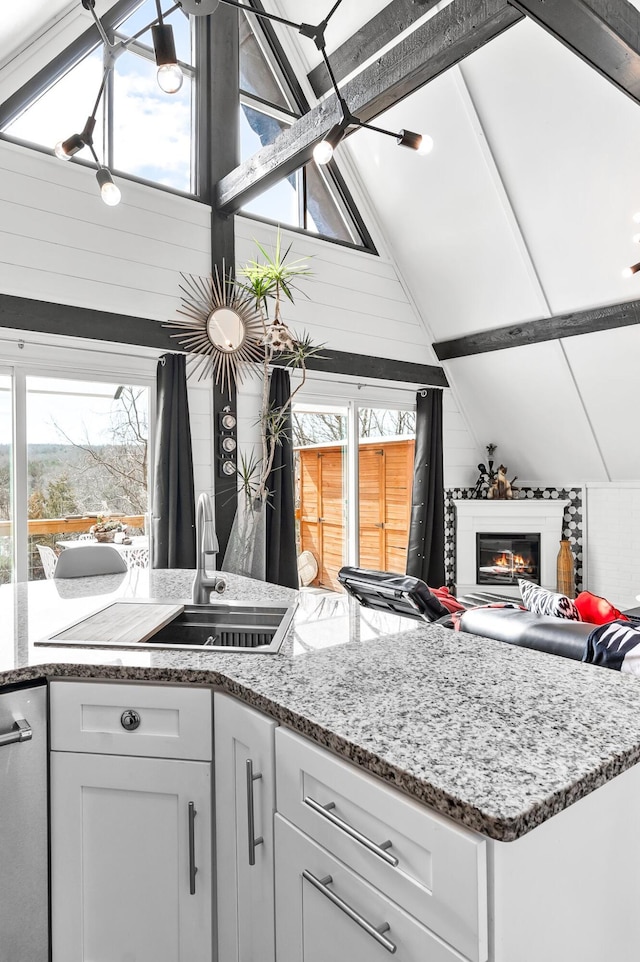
[445,487,584,593]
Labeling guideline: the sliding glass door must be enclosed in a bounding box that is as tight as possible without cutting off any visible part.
[25,377,150,580]
[293,404,348,590]
[293,398,416,591]
[0,367,152,582]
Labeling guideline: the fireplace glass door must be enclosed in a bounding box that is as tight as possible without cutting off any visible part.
[476,533,540,586]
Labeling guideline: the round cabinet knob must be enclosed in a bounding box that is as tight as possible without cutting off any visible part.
[120,709,141,732]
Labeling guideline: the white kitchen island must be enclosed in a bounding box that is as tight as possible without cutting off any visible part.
[1,568,640,960]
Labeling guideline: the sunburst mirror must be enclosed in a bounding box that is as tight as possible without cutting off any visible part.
[165,266,264,394]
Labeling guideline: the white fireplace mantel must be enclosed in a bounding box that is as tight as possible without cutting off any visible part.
[454,498,569,596]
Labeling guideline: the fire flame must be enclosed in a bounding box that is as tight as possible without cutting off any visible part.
[494,553,528,569]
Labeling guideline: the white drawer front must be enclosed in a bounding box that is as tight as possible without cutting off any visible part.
[50,681,212,761]
[276,815,466,962]
[276,728,487,962]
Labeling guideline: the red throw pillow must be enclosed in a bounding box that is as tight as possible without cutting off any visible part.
[431,586,466,614]
[574,591,628,626]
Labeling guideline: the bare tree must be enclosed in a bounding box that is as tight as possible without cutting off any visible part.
[292,408,415,447]
[51,387,148,515]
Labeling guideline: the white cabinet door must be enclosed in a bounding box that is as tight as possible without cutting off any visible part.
[214,692,277,962]
[51,751,212,962]
[275,816,466,962]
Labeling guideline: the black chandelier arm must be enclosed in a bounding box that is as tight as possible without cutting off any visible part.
[356,119,398,140]
[319,47,352,121]
[118,5,180,50]
[155,0,164,23]
[89,64,111,121]
[86,141,100,166]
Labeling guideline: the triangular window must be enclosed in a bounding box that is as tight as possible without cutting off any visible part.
[2,1,195,194]
[238,12,374,250]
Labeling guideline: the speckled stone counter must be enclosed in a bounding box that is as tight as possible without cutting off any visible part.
[3,568,640,842]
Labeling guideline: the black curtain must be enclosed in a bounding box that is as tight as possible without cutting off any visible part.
[152,354,196,568]
[406,388,445,586]
[265,368,298,588]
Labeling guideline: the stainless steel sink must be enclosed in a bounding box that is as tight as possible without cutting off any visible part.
[37,600,297,654]
[146,602,296,653]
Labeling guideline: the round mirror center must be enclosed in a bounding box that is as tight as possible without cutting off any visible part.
[207,308,245,352]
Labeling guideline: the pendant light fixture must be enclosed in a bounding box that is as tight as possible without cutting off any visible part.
[214,0,433,165]
[56,0,431,208]
[152,0,184,93]
[54,0,185,207]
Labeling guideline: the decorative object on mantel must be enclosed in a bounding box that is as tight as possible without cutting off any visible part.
[487,465,515,500]
[556,539,576,599]
[220,234,323,581]
[472,444,518,499]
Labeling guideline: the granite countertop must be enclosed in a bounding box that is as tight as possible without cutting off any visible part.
[3,568,640,842]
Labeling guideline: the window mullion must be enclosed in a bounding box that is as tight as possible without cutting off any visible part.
[346,401,359,568]
[12,369,28,584]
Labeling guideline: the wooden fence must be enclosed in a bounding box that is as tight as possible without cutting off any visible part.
[297,438,415,590]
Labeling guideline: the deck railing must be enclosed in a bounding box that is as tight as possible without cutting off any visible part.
[0,516,145,538]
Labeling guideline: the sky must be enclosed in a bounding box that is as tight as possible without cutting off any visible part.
[0,378,148,446]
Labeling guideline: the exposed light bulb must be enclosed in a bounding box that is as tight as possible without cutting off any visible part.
[157,63,183,94]
[396,129,433,155]
[417,133,434,156]
[101,181,121,206]
[621,262,640,277]
[54,141,72,160]
[313,140,334,165]
[54,132,84,160]
[96,167,121,207]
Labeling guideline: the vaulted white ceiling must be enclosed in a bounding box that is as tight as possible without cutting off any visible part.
[3,1,640,484]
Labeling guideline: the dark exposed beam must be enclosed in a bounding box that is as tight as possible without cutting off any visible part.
[510,0,640,105]
[0,295,447,386]
[271,349,448,387]
[433,298,640,361]
[308,0,442,99]
[215,0,523,215]
[0,294,176,350]
[196,6,239,557]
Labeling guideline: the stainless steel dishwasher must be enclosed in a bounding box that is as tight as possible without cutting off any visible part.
[0,682,48,961]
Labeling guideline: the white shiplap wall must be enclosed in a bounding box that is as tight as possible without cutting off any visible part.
[0,138,214,491]
[235,218,478,487]
[0,139,211,321]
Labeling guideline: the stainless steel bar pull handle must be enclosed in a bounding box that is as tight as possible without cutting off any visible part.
[0,718,32,748]
[304,796,399,867]
[188,801,198,895]
[246,758,263,866]
[302,870,397,955]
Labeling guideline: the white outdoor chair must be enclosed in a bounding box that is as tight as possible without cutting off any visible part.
[53,545,128,578]
[36,544,58,580]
